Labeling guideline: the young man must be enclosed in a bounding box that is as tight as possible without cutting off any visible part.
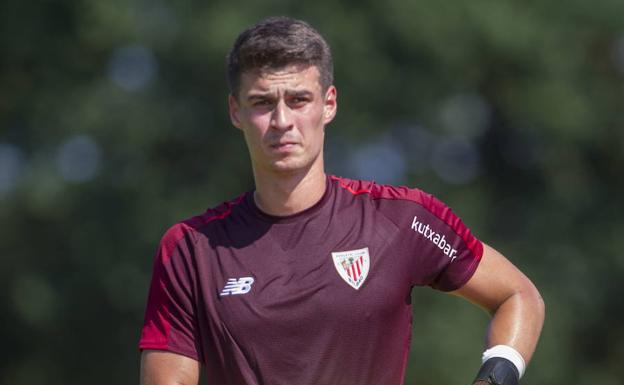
[139,17,545,385]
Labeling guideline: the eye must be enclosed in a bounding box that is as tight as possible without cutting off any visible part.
[252,99,272,107]
[289,97,309,107]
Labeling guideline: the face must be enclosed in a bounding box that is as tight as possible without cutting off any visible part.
[228,64,337,175]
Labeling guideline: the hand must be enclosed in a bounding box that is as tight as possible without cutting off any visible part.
[473,381,491,385]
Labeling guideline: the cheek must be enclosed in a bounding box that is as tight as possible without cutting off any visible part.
[246,109,269,126]
[297,118,325,153]
[243,112,271,138]
[304,107,325,137]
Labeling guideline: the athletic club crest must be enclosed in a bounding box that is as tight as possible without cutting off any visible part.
[331,247,370,290]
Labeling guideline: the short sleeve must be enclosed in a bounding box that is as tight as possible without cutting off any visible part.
[138,224,202,361]
[404,191,484,291]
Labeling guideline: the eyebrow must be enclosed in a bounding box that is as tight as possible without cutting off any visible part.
[246,90,314,102]
[288,90,314,98]
[246,92,273,101]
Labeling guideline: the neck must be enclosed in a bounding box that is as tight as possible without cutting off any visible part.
[252,162,327,217]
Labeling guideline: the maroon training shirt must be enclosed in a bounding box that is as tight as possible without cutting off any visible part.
[139,175,483,385]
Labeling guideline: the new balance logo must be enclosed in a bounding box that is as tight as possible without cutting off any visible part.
[220,277,255,296]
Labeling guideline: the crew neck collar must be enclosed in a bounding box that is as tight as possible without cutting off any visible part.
[245,175,333,224]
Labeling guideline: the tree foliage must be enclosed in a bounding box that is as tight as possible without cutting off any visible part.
[1,1,623,384]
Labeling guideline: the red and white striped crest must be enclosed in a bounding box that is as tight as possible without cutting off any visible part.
[331,247,370,290]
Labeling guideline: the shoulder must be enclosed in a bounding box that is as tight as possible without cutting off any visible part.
[329,175,473,236]
[158,192,249,260]
[329,174,437,209]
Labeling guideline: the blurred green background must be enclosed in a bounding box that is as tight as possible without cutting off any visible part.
[1,0,623,384]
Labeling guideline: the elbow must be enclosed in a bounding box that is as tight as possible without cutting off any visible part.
[498,280,546,324]
[534,286,546,325]
[521,280,546,329]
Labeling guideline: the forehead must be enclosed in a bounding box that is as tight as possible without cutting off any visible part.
[239,64,322,95]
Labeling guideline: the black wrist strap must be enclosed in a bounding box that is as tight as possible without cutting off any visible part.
[474,357,520,385]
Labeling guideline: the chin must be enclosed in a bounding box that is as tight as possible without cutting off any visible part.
[263,149,322,174]
[270,157,311,173]
[271,163,305,173]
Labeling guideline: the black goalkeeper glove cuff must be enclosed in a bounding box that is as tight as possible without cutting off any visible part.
[473,357,520,385]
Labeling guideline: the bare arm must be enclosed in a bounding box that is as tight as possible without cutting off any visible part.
[452,243,545,365]
[140,350,200,385]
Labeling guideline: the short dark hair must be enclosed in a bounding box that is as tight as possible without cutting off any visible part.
[227,16,333,97]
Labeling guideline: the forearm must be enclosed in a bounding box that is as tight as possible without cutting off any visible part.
[469,285,545,385]
[485,282,545,364]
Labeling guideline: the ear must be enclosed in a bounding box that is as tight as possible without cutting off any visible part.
[228,94,243,129]
[322,85,337,124]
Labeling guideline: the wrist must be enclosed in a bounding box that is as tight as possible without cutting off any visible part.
[473,357,519,385]
[473,345,526,385]
[482,345,526,378]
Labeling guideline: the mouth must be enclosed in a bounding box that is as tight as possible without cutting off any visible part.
[269,142,299,151]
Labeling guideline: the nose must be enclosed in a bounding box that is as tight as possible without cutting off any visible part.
[270,100,293,131]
